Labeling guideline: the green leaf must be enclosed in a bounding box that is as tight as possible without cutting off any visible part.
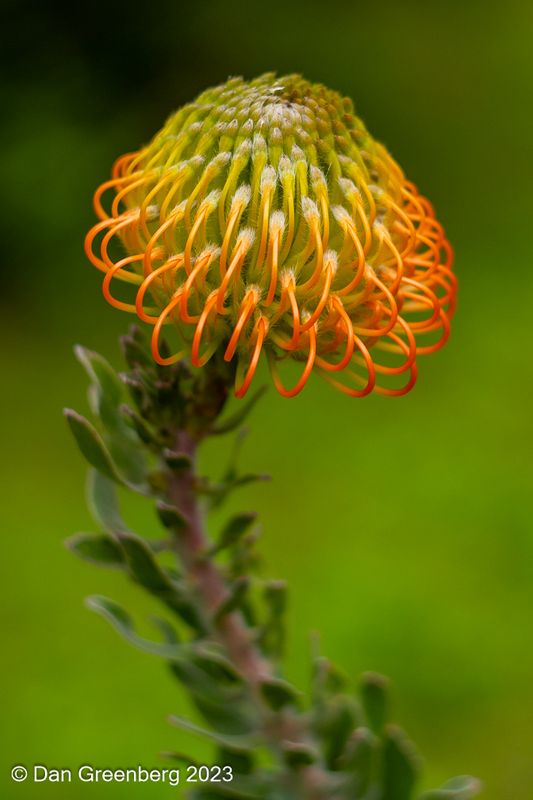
[259,677,301,710]
[75,345,125,429]
[156,501,187,532]
[114,532,203,630]
[169,647,244,703]
[382,725,420,800]
[116,532,175,594]
[283,742,318,767]
[313,656,349,702]
[212,513,258,554]
[87,470,130,533]
[191,691,254,736]
[360,671,389,734]
[208,474,271,510]
[160,751,199,766]
[74,346,150,486]
[163,449,193,470]
[211,386,267,435]
[121,327,153,369]
[121,404,160,445]
[192,649,244,686]
[66,532,125,567]
[419,776,482,800]
[206,429,270,509]
[214,577,250,622]
[168,715,255,750]
[340,727,376,796]
[86,596,187,658]
[323,697,359,769]
[65,409,124,484]
[150,616,180,645]
[257,581,287,659]
[218,747,254,775]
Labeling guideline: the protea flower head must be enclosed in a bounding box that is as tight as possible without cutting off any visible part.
[85,73,456,398]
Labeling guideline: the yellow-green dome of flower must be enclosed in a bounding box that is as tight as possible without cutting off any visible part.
[86,73,456,397]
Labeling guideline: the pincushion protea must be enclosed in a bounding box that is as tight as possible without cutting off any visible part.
[85,73,456,398]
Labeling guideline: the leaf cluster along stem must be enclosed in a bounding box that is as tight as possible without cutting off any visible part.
[65,326,481,800]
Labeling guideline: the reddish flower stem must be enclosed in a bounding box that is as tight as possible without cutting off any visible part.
[166,429,333,800]
[168,429,271,685]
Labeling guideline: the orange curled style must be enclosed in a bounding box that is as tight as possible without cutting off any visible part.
[151,290,185,365]
[235,317,267,399]
[191,292,220,368]
[269,326,317,398]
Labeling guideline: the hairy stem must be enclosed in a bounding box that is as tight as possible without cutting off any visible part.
[168,429,270,685]
[166,428,332,799]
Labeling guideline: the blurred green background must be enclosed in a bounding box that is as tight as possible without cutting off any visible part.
[2,0,532,797]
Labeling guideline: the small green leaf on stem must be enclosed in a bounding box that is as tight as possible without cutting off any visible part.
[210,386,268,435]
[163,449,193,470]
[259,677,301,710]
[86,596,186,658]
[116,532,175,593]
[150,616,180,645]
[360,671,389,734]
[168,715,255,750]
[211,513,258,555]
[160,751,199,767]
[120,327,153,369]
[64,409,124,484]
[323,697,359,769]
[282,742,318,768]
[156,501,187,532]
[339,727,375,793]
[418,776,482,800]
[74,346,125,427]
[258,581,287,659]
[382,725,420,800]
[87,470,130,534]
[66,532,125,567]
[214,577,250,622]
[121,404,160,445]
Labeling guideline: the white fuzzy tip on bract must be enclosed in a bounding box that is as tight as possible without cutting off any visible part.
[245,283,262,301]
[252,134,267,153]
[291,144,306,162]
[172,199,188,216]
[310,166,327,189]
[201,189,221,211]
[236,227,256,251]
[373,219,387,236]
[211,152,232,168]
[338,177,359,199]
[281,267,296,287]
[332,205,351,226]
[301,196,319,222]
[324,249,338,273]
[260,165,277,192]
[188,155,206,170]
[232,184,252,209]
[278,155,295,180]
[368,183,385,201]
[235,138,252,157]
[269,210,286,234]
[201,244,222,260]
[145,204,160,221]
